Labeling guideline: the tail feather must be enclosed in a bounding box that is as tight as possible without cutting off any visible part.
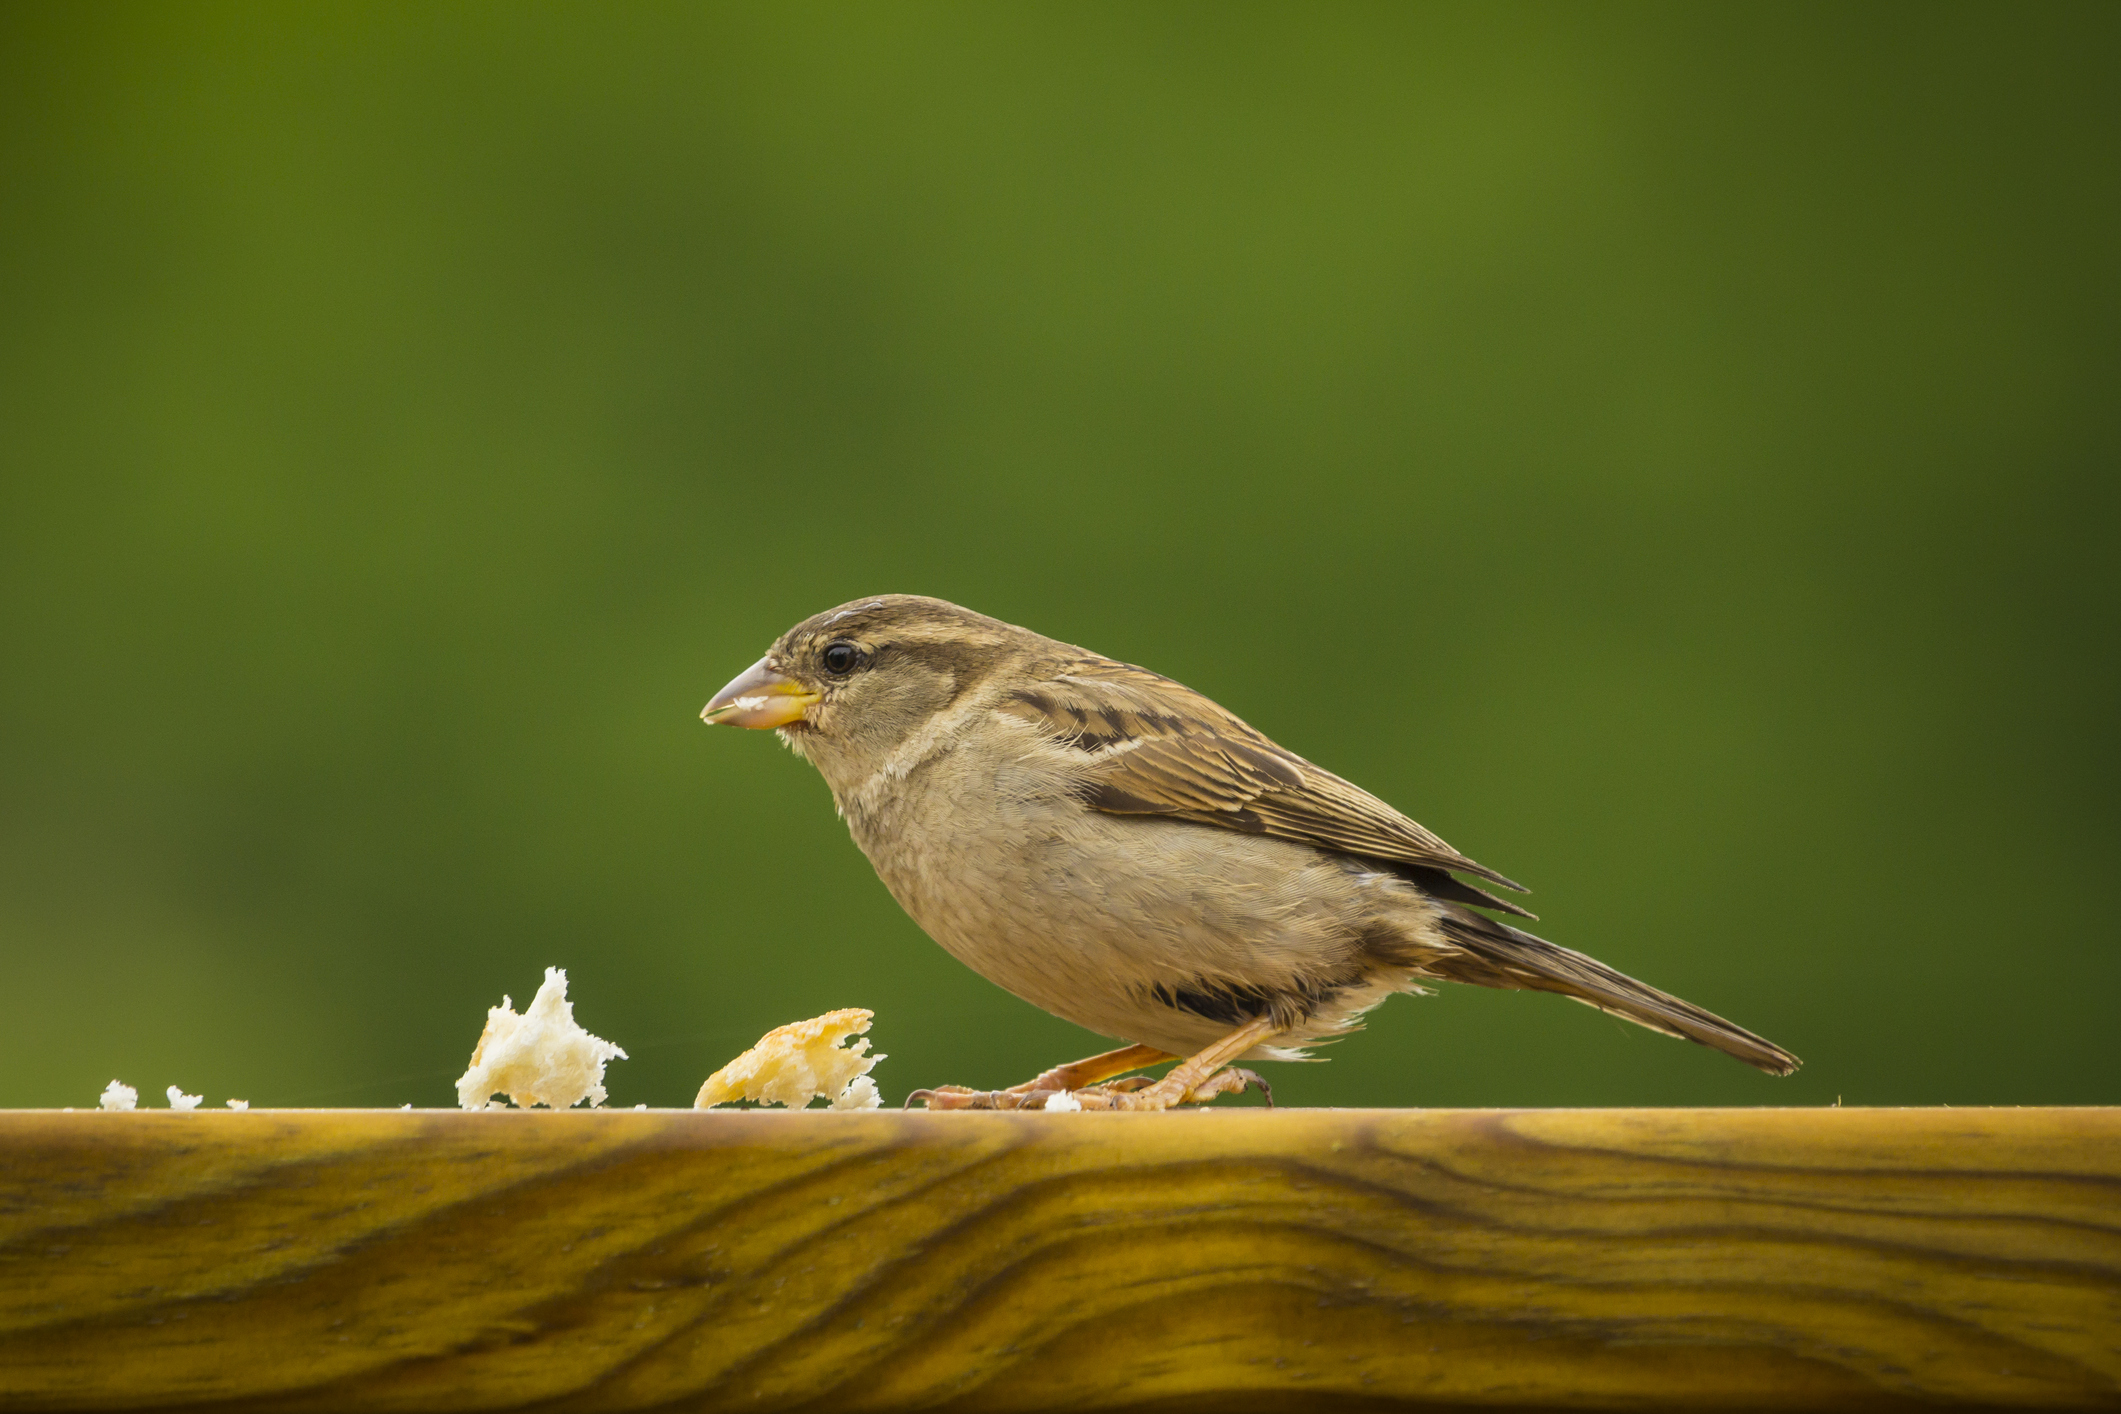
[1431,908,1801,1076]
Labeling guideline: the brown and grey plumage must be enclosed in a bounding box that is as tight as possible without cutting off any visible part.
[703,594,1798,1101]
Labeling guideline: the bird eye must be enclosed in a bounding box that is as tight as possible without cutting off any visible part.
[821,641,861,676]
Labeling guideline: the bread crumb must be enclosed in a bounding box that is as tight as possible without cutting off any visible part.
[1043,1090,1082,1112]
[166,1086,202,1111]
[695,1009,883,1110]
[99,1081,137,1111]
[831,1074,881,1110]
[226,1099,249,1111]
[456,967,628,1110]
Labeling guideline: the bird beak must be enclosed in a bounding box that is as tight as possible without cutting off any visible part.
[701,657,820,729]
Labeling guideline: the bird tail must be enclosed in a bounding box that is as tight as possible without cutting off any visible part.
[1428,907,1801,1076]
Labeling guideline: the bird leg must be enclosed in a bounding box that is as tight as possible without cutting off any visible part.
[1012,1043,1175,1095]
[1070,1016,1282,1111]
[906,1042,1174,1110]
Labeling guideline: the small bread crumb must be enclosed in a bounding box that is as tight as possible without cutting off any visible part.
[226,1099,249,1111]
[1043,1090,1082,1112]
[695,1009,883,1110]
[166,1086,202,1111]
[99,1081,137,1111]
[831,1074,881,1111]
[456,967,628,1110]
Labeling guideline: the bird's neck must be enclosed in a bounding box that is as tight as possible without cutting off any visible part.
[805,695,988,834]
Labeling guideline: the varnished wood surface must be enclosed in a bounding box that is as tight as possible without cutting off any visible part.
[0,1107,2115,1412]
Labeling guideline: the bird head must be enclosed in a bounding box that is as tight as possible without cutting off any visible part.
[702,595,1037,791]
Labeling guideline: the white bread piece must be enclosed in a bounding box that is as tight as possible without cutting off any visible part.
[99,1080,137,1111]
[456,967,628,1110]
[695,1009,883,1110]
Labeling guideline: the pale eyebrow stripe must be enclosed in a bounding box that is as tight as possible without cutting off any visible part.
[823,601,886,628]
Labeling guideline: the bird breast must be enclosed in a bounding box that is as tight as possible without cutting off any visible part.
[833,716,1426,1051]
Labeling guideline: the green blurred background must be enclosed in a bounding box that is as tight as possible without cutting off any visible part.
[2,3,2115,1111]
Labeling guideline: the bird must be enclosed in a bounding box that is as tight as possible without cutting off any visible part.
[701,595,1798,1110]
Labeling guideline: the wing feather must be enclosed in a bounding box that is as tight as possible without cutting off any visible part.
[998,656,1532,913]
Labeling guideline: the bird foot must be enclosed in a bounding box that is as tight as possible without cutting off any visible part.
[906,1023,1279,1112]
[1192,1067,1273,1107]
[1077,1015,1283,1110]
[905,1076,1157,1110]
[1059,1067,1272,1110]
[903,1085,1018,1110]
[905,1041,1175,1110]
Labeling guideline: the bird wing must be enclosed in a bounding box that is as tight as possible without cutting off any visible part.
[997,655,1532,914]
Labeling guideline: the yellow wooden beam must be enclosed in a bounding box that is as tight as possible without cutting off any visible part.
[1,1107,2114,1411]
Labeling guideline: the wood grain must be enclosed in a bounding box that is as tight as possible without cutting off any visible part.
[0,1107,2114,1412]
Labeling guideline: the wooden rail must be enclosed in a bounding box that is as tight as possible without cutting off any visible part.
[0,1107,2115,1411]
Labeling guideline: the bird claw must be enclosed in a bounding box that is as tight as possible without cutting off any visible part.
[905,1085,1016,1110]
[1186,1067,1272,1107]
[908,1079,1144,1110]
[1046,1066,1270,1111]
[907,1024,1276,1112]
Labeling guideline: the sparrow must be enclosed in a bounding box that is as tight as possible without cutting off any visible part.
[703,595,1798,1110]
